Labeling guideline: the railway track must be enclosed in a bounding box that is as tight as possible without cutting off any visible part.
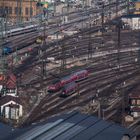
[22,59,140,125]
[6,3,137,127]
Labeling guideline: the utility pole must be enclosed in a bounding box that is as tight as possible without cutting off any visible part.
[82,0,85,29]
[101,3,104,29]
[117,20,121,71]
[16,0,22,26]
[121,81,126,126]
[30,0,33,22]
[108,0,111,20]
[0,14,7,77]
[66,0,69,13]
[53,0,56,16]
[43,8,48,45]
[101,3,104,47]
[115,0,118,17]
[88,24,92,60]
[60,43,66,72]
[41,8,49,78]
[127,0,130,15]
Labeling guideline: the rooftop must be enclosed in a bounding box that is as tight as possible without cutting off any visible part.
[0,95,21,106]
[4,111,135,140]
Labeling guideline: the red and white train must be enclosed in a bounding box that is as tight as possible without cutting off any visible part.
[61,82,78,97]
[48,69,88,94]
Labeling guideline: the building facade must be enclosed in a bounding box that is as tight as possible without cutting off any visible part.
[0,95,23,120]
[134,0,140,14]
[0,0,40,23]
[129,93,140,118]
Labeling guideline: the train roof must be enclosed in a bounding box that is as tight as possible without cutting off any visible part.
[61,74,73,81]
[73,69,87,75]
[63,82,77,89]
[50,79,60,84]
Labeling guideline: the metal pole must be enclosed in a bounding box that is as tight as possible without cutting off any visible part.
[16,0,22,25]
[109,0,111,20]
[88,24,92,60]
[121,82,126,126]
[30,0,33,22]
[61,44,66,71]
[16,0,19,25]
[127,0,130,15]
[101,3,104,29]
[117,21,121,70]
[116,0,118,17]
[0,17,6,74]
[20,0,22,24]
[53,0,56,15]
[82,0,84,29]
[98,101,101,118]
[101,3,104,47]
[66,0,68,13]
[41,8,48,78]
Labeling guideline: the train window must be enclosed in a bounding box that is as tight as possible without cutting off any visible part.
[137,99,140,105]
[131,99,136,105]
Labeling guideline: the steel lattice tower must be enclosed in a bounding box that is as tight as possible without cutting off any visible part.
[0,17,7,75]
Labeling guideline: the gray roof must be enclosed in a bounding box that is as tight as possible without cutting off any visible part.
[0,122,14,140]
[9,111,135,140]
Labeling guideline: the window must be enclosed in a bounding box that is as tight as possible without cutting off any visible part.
[7,89,15,93]
[15,7,18,14]
[0,7,3,13]
[19,7,22,15]
[9,7,12,14]
[25,7,28,15]
[30,8,33,16]
[5,6,8,14]
[15,7,22,15]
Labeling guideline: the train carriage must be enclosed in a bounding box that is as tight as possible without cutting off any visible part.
[72,70,88,81]
[60,74,74,86]
[47,69,88,93]
[61,82,77,97]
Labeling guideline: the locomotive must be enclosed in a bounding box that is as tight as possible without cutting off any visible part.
[3,47,12,55]
[47,80,61,92]
[2,41,13,55]
[47,69,88,95]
